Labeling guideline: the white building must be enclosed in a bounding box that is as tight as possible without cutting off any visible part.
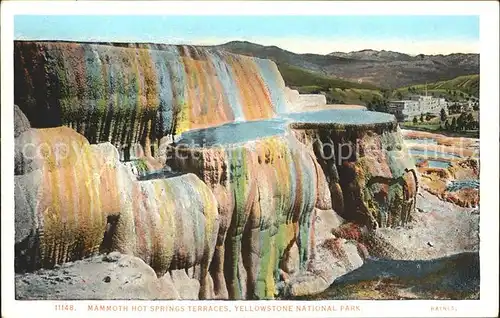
[388,94,448,121]
[461,100,475,112]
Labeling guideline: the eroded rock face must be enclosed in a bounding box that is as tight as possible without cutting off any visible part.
[165,130,318,300]
[14,104,31,137]
[14,41,292,154]
[13,42,422,300]
[14,128,220,301]
[15,126,91,175]
[112,173,220,299]
[402,130,479,209]
[291,122,418,229]
[417,158,479,208]
[278,208,365,298]
[16,253,185,300]
[15,128,124,271]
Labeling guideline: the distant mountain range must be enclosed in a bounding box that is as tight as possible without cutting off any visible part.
[327,49,418,61]
[213,41,479,89]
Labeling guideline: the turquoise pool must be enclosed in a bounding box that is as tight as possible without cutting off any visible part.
[284,109,395,124]
[405,138,438,145]
[415,158,451,168]
[175,118,287,147]
[409,149,461,159]
[447,180,480,192]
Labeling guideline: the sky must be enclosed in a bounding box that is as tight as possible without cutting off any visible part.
[14,15,480,55]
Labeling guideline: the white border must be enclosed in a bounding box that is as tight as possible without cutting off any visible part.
[1,1,499,317]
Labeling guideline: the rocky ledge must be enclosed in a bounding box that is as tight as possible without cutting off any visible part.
[287,110,418,229]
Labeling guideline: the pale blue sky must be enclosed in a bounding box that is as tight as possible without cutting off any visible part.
[14,15,480,55]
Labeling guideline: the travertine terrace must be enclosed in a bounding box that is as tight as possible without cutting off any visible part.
[14,41,418,299]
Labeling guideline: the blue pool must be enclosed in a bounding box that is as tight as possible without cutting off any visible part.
[415,158,451,168]
[405,138,438,145]
[447,180,480,192]
[284,109,395,124]
[176,109,397,147]
[409,149,462,159]
[176,118,287,147]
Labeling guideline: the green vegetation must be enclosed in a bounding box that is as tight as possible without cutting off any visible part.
[277,62,479,110]
[402,111,479,138]
[329,88,384,106]
[218,40,479,90]
[447,101,480,114]
[440,108,448,122]
[442,112,479,132]
[396,74,479,100]
[276,63,383,106]
[277,63,379,90]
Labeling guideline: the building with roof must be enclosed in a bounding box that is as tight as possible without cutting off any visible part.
[388,94,448,121]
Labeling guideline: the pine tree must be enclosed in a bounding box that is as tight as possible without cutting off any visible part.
[457,115,463,131]
[451,117,457,131]
[466,113,474,123]
[440,108,447,122]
